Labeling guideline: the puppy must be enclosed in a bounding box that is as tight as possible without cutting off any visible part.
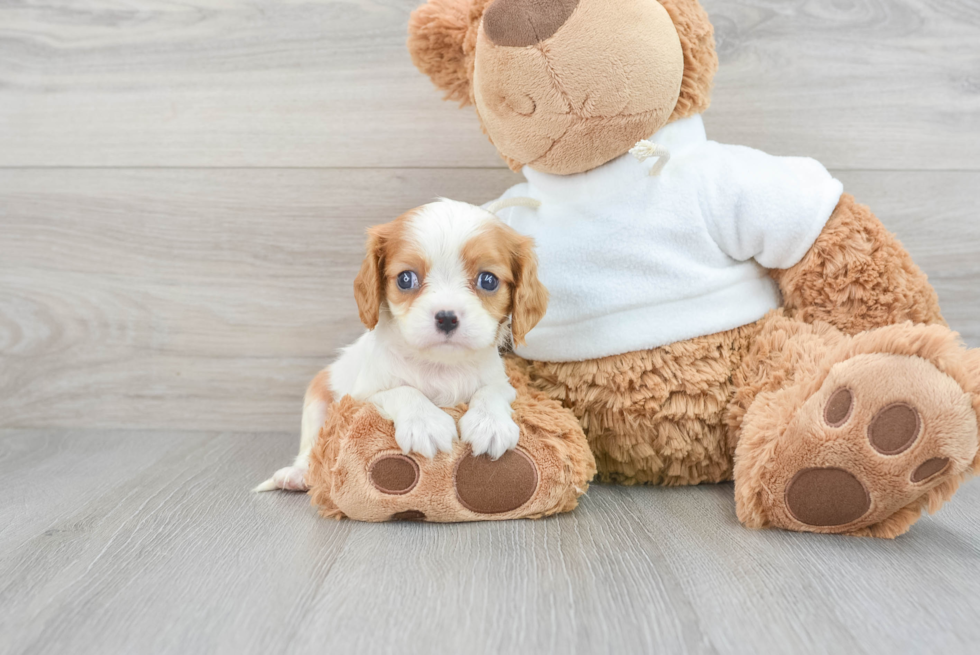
[255,199,548,492]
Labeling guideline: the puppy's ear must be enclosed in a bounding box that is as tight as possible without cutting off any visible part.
[353,224,390,330]
[509,234,549,346]
[408,0,486,105]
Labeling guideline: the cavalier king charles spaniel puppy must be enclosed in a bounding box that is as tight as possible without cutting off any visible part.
[255,199,548,492]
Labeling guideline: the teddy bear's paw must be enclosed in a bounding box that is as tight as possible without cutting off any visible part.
[759,353,978,535]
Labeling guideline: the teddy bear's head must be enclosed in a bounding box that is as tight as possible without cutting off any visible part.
[408,0,717,175]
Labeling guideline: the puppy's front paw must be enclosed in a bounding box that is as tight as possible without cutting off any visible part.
[394,406,458,459]
[459,408,520,460]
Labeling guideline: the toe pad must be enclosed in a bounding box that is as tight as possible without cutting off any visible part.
[868,403,921,455]
[824,388,854,427]
[369,455,420,495]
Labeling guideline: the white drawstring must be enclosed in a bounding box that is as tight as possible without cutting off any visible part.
[630,140,671,176]
[485,196,542,215]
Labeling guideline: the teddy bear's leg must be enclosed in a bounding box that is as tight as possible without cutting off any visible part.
[773,193,945,334]
[730,313,980,537]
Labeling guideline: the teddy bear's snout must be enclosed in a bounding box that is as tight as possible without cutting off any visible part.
[471,0,688,174]
[483,0,580,47]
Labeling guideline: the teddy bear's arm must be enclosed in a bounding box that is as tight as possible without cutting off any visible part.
[771,193,944,335]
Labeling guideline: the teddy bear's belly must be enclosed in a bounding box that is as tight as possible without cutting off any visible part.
[524,319,764,485]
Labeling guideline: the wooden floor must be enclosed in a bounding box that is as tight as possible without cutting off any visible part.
[1,1,979,653]
[0,428,978,654]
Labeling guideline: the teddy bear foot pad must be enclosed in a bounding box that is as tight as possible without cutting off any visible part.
[753,353,978,535]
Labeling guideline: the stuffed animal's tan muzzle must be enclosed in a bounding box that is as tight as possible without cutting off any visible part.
[473,0,685,174]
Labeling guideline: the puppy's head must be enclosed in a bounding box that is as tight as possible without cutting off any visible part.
[354,199,548,357]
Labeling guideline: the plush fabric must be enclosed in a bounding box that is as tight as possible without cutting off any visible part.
[773,193,946,333]
[407,0,492,106]
[307,358,596,522]
[408,0,716,173]
[491,114,844,362]
[525,310,980,537]
[658,0,717,122]
[406,0,980,536]
[482,0,580,47]
[526,319,759,486]
[471,0,685,174]
[730,314,980,537]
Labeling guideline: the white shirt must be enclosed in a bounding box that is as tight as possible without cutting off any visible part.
[491,115,844,362]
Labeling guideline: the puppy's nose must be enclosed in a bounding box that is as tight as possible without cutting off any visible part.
[435,310,459,334]
[483,0,579,47]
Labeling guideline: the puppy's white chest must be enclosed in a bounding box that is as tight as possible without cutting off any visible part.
[411,367,483,408]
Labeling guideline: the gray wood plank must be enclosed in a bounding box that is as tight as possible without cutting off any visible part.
[0,0,977,169]
[2,167,977,432]
[620,482,980,654]
[0,429,354,655]
[0,428,211,553]
[0,429,977,655]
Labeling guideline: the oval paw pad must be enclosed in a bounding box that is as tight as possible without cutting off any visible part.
[391,510,426,521]
[868,403,921,455]
[369,455,420,495]
[785,467,871,527]
[911,458,950,483]
[454,450,538,514]
[824,388,854,427]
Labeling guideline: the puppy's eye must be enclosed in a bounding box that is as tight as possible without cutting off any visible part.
[396,271,420,291]
[477,272,499,292]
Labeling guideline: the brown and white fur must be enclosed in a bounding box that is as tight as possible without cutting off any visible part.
[254,199,548,492]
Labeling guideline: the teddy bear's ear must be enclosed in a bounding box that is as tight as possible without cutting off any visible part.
[658,0,719,121]
[408,0,487,106]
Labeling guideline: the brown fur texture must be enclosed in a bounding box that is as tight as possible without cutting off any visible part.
[352,226,386,329]
[407,0,492,106]
[353,211,423,330]
[526,321,758,486]
[731,314,980,538]
[774,194,945,334]
[506,235,548,345]
[525,311,980,537]
[659,0,717,123]
[462,221,549,345]
[307,357,596,522]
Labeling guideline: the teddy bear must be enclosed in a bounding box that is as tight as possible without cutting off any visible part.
[405,0,980,536]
